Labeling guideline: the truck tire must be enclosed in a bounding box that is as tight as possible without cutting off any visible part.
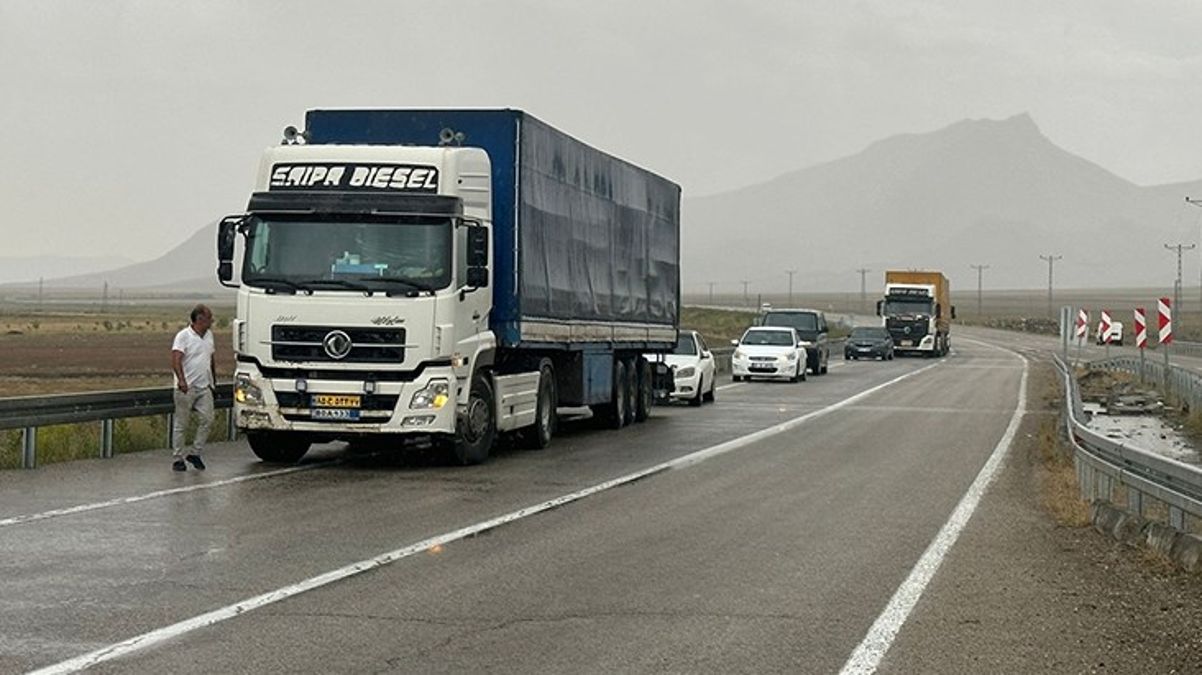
[622,359,638,426]
[450,373,495,465]
[519,360,556,449]
[634,358,653,422]
[247,431,310,464]
[596,360,629,429]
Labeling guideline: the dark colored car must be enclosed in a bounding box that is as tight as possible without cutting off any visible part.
[844,326,894,361]
[758,308,830,375]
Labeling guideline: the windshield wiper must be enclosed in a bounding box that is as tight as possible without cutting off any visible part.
[299,278,376,295]
[360,277,436,296]
[246,277,310,294]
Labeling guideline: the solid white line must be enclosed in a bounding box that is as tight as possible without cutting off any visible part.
[0,463,331,529]
[32,360,943,674]
[838,350,1028,675]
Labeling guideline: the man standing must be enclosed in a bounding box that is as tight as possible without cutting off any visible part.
[170,304,216,471]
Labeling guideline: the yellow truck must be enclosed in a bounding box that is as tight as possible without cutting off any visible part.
[877,271,955,356]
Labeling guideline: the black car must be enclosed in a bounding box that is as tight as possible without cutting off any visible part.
[844,326,894,360]
[758,308,830,375]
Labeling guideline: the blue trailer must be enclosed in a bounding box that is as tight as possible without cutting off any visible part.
[218,109,681,464]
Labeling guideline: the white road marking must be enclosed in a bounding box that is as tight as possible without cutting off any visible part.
[839,345,1028,675]
[0,463,331,529]
[31,361,943,674]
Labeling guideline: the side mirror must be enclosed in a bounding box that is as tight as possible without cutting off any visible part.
[951,306,957,320]
[875,300,883,316]
[216,215,243,288]
[700,351,711,360]
[467,266,489,288]
[935,303,942,319]
[466,224,489,267]
[730,339,739,347]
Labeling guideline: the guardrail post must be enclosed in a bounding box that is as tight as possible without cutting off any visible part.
[1129,489,1144,516]
[100,418,114,459]
[1169,506,1185,531]
[21,426,37,469]
[1099,473,1113,502]
[226,409,237,441]
[165,412,174,450]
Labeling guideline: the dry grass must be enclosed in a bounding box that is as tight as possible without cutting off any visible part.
[1033,369,1092,527]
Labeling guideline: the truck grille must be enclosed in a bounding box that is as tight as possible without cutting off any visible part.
[271,325,406,364]
[886,319,928,342]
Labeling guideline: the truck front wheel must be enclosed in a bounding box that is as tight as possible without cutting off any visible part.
[247,431,310,464]
[450,374,495,465]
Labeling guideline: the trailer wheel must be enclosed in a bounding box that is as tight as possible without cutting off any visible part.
[450,373,495,465]
[596,360,629,429]
[635,358,653,422]
[520,360,557,449]
[247,431,310,464]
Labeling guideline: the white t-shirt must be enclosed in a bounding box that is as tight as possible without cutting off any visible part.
[172,327,215,389]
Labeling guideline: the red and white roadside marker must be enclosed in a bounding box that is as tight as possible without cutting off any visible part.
[1100,309,1112,344]
[1134,307,1147,349]
[1075,309,1088,341]
[1159,297,1173,346]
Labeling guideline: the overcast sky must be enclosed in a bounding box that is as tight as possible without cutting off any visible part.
[3,0,1202,262]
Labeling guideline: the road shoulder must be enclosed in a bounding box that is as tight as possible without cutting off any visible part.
[878,360,1202,673]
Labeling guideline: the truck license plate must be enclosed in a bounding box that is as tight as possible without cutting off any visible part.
[899,340,913,347]
[312,394,361,408]
[311,408,360,421]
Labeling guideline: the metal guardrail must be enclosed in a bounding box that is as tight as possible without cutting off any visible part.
[0,384,234,469]
[1053,354,1202,530]
[1083,354,1202,414]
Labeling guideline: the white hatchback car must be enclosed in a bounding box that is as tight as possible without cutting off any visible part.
[731,327,807,382]
[648,330,717,406]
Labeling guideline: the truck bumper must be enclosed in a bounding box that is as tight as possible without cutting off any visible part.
[233,364,458,437]
[894,334,936,352]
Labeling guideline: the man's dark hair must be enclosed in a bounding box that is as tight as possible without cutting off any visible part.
[190,304,212,323]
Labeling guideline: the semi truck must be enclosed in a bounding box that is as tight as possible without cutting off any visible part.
[216,109,680,465]
[877,270,954,356]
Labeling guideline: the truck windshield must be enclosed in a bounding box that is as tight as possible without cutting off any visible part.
[242,215,452,292]
[884,298,933,316]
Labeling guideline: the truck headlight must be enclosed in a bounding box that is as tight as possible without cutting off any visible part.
[675,366,696,379]
[410,379,451,409]
[234,373,263,406]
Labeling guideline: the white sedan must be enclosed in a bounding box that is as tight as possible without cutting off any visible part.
[731,327,807,382]
[648,330,717,406]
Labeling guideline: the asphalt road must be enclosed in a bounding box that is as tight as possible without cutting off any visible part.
[2,340,1028,673]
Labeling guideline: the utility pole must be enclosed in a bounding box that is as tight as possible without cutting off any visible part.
[785,270,797,306]
[970,264,989,316]
[1185,196,1202,321]
[101,281,109,314]
[740,280,750,307]
[706,282,716,305]
[1038,255,1062,318]
[1165,242,1196,317]
[37,277,43,313]
[855,268,870,314]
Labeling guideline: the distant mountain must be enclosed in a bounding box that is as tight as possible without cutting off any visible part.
[21,114,1202,296]
[681,113,1202,293]
[11,222,224,293]
[0,255,134,285]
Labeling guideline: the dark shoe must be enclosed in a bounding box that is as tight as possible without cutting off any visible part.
[185,454,206,471]
[172,460,187,472]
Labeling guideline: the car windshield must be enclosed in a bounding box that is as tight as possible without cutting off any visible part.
[673,334,697,355]
[242,215,453,291]
[762,311,818,332]
[742,330,795,346]
[851,327,889,339]
[884,298,933,315]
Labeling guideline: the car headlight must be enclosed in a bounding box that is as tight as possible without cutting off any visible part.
[410,379,451,409]
[675,366,696,379]
[234,373,263,406]
[785,352,797,361]
[734,349,746,360]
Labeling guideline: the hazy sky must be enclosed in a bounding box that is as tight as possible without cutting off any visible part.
[3,0,1202,262]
